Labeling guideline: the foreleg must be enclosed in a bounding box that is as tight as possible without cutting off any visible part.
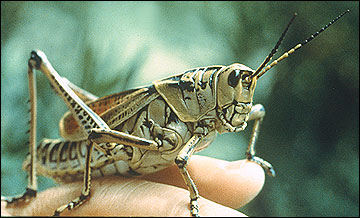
[246,104,275,177]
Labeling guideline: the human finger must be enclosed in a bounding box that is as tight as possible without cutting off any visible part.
[141,155,265,208]
[3,177,246,217]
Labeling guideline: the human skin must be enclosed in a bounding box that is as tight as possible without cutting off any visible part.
[2,155,265,216]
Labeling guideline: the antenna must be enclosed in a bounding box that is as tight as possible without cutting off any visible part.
[252,13,297,79]
[256,9,350,79]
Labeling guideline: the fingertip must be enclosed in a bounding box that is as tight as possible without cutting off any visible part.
[197,198,248,217]
[139,156,266,210]
[187,156,265,209]
[227,159,266,189]
[225,160,265,206]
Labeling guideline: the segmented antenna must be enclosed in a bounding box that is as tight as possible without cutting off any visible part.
[252,13,297,78]
[256,9,350,79]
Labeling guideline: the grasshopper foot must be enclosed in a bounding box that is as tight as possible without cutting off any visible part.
[247,154,276,177]
[54,193,89,216]
[2,188,37,205]
[190,198,200,217]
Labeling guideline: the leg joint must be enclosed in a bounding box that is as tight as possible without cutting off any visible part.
[80,192,90,201]
[29,50,43,69]
[248,104,266,121]
[25,187,37,198]
[175,156,188,169]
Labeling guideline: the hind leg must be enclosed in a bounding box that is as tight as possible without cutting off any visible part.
[2,59,38,205]
[27,50,161,216]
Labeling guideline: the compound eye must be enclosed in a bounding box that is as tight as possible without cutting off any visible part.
[228,69,241,88]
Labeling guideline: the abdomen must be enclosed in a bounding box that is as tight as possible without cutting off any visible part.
[23,98,196,182]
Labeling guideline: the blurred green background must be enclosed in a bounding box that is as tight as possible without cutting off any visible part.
[1,1,358,217]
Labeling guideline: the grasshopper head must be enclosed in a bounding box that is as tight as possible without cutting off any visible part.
[216,64,257,132]
[214,10,350,133]
[214,10,349,133]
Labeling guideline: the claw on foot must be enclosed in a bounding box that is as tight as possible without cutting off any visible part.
[248,155,276,177]
[2,188,37,206]
[190,198,200,217]
[54,193,89,216]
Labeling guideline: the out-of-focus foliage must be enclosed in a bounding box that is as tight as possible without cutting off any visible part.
[1,1,358,217]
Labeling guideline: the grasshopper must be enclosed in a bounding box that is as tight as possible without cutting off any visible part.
[3,10,349,217]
